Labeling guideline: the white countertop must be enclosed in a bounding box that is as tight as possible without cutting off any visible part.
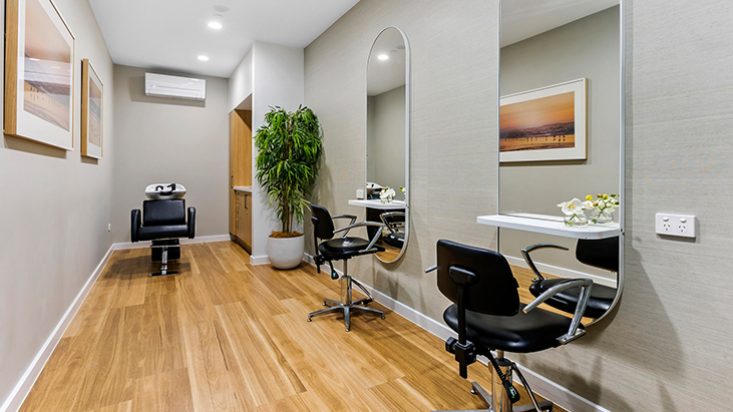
[233,186,252,193]
[348,199,406,210]
[476,213,620,240]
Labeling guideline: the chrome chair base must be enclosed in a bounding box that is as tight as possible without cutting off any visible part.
[307,262,384,331]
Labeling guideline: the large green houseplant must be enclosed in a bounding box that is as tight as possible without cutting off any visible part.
[255,105,323,269]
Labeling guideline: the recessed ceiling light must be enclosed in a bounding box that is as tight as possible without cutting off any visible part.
[377,54,389,61]
[197,55,210,62]
[207,20,223,30]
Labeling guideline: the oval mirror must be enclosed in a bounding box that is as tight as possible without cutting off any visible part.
[364,27,410,264]
[497,1,623,326]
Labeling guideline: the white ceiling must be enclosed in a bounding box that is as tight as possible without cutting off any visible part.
[367,28,406,96]
[88,0,359,78]
[501,0,619,47]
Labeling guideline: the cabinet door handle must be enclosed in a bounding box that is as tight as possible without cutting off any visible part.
[244,195,248,210]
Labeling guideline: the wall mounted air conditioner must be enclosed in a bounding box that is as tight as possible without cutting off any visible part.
[145,73,206,101]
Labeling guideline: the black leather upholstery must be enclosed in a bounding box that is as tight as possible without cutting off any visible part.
[437,239,520,316]
[435,239,579,354]
[576,237,619,272]
[318,237,384,260]
[443,304,578,353]
[143,200,185,226]
[311,204,336,240]
[131,199,195,243]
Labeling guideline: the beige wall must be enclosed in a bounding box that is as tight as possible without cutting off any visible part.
[499,6,620,280]
[305,0,499,325]
[0,0,115,407]
[367,85,406,191]
[111,65,229,242]
[305,0,733,410]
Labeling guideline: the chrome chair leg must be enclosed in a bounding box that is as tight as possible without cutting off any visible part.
[308,260,385,331]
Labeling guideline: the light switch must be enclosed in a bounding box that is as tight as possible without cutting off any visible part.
[356,189,365,199]
[655,213,696,238]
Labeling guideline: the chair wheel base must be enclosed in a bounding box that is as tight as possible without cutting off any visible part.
[307,299,384,331]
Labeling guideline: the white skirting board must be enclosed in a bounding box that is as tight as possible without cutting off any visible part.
[303,253,610,412]
[0,246,115,412]
[249,254,271,266]
[1,234,231,412]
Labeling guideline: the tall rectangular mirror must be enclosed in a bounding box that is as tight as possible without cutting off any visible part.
[498,0,623,324]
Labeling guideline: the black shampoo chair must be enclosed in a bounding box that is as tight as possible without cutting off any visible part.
[307,204,385,331]
[522,237,618,318]
[131,185,195,276]
[427,240,591,412]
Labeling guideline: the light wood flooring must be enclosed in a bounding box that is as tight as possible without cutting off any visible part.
[21,241,565,411]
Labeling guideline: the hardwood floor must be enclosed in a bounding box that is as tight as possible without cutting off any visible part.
[21,242,564,411]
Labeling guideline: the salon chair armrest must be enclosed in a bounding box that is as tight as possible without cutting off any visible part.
[332,214,358,236]
[521,243,570,280]
[187,207,196,238]
[334,221,386,252]
[131,209,142,242]
[523,278,593,345]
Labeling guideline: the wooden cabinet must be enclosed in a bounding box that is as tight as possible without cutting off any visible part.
[233,190,252,252]
[229,109,252,253]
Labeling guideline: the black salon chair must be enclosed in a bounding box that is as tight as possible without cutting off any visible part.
[522,237,618,318]
[307,204,386,331]
[427,240,592,412]
[131,198,196,275]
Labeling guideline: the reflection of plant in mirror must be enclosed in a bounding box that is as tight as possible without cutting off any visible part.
[586,193,620,224]
[557,197,591,226]
[380,187,396,203]
[400,186,406,199]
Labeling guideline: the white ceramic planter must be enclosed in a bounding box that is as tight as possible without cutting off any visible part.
[267,234,304,269]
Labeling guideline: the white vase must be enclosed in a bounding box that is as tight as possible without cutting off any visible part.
[267,234,305,269]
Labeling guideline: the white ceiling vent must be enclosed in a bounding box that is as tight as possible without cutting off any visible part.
[145,73,206,101]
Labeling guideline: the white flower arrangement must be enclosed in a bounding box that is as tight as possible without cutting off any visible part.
[585,193,620,224]
[380,187,396,203]
[557,193,620,226]
[557,198,591,226]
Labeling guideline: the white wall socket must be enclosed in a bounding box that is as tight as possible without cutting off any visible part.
[356,189,365,199]
[655,213,696,238]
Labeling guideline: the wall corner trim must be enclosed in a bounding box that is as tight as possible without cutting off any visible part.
[1,246,115,412]
[302,253,610,412]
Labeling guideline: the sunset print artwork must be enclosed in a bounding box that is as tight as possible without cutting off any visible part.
[81,59,103,158]
[4,0,75,149]
[500,78,586,163]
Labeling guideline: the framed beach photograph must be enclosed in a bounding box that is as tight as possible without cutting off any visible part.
[4,0,75,150]
[500,78,587,163]
[81,59,103,158]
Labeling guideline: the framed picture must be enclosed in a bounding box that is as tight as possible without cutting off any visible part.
[500,78,587,163]
[4,0,75,150]
[81,59,103,158]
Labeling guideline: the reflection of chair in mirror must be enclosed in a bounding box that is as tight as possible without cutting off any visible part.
[427,239,592,412]
[308,204,386,332]
[522,236,619,319]
[379,211,405,249]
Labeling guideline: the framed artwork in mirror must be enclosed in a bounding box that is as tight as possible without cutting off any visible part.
[81,59,103,158]
[500,78,586,163]
[4,0,75,150]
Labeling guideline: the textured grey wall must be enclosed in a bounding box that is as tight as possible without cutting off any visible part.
[0,0,115,405]
[306,0,733,410]
[499,6,620,279]
[367,85,406,191]
[305,0,499,322]
[111,65,229,242]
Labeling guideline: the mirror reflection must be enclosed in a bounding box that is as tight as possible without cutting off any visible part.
[498,1,622,324]
[365,27,409,263]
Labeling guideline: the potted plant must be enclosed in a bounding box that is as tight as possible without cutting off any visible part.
[255,105,323,269]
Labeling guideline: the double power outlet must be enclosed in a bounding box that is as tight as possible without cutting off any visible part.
[655,213,696,238]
